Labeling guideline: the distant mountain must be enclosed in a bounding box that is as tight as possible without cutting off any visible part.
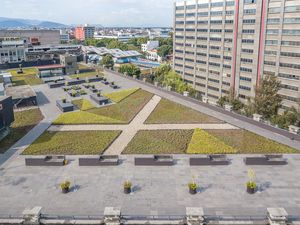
[0,17,67,28]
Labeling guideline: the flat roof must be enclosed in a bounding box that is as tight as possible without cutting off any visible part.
[36,64,65,70]
[5,85,36,100]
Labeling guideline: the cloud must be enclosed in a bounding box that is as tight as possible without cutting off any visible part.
[0,0,173,26]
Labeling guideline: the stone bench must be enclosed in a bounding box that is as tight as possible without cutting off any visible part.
[88,77,103,83]
[190,155,230,166]
[25,156,66,166]
[244,155,287,165]
[79,155,119,166]
[67,79,85,86]
[134,155,174,166]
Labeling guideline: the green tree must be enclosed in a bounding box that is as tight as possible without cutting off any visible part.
[118,64,141,78]
[157,45,172,58]
[271,108,299,129]
[253,75,282,119]
[101,55,114,69]
[153,64,172,84]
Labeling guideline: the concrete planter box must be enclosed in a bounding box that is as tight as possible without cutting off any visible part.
[48,82,65,89]
[190,155,230,166]
[253,114,263,122]
[289,125,300,135]
[88,77,103,83]
[135,155,174,166]
[25,156,66,166]
[56,100,74,112]
[90,94,109,105]
[224,104,233,112]
[109,83,118,89]
[102,80,109,85]
[183,91,189,97]
[244,155,287,165]
[79,155,119,166]
[67,79,85,86]
[202,97,208,103]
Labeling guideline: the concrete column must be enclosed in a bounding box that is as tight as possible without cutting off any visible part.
[186,207,205,225]
[104,207,121,225]
[267,208,288,225]
[22,207,42,225]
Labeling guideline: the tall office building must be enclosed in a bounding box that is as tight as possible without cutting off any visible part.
[173,0,300,110]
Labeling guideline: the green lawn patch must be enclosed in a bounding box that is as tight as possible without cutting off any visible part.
[22,130,121,155]
[8,68,43,86]
[123,130,194,154]
[52,111,123,125]
[53,89,153,125]
[206,129,298,154]
[103,88,140,103]
[0,108,44,153]
[72,99,95,111]
[87,89,153,123]
[145,99,222,124]
[187,128,237,154]
[69,72,100,79]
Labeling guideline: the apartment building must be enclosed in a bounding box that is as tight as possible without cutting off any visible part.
[0,38,26,64]
[75,25,95,41]
[173,0,300,110]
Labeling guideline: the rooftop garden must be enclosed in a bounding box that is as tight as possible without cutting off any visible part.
[22,130,121,155]
[8,68,43,86]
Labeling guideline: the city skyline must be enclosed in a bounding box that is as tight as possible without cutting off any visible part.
[0,0,174,27]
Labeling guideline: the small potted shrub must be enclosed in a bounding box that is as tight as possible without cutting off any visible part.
[54,80,58,83]
[246,169,257,194]
[246,181,257,194]
[62,98,67,104]
[60,181,71,194]
[76,76,79,80]
[97,92,101,97]
[123,181,132,194]
[188,182,198,195]
[92,85,95,89]
[96,74,99,77]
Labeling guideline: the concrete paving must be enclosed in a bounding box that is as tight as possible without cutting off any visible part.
[0,155,300,217]
[104,70,300,151]
[104,95,162,155]
[48,123,238,132]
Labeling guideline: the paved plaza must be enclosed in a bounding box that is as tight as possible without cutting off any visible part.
[0,155,300,217]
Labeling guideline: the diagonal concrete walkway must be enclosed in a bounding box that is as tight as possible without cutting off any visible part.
[104,95,162,155]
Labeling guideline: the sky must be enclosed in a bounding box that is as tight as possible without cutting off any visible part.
[0,0,175,27]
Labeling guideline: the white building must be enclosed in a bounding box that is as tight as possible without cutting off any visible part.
[141,41,159,52]
[0,39,26,64]
[146,49,162,62]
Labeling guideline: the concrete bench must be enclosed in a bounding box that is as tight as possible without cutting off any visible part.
[244,155,287,165]
[134,155,174,166]
[79,155,119,166]
[190,155,230,166]
[25,156,66,166]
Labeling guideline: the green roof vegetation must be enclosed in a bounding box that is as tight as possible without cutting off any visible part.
[69,72,100,79]
[103,88,140,103]
[145,99,222,124]
[8,68,43,86]
[0,108,44,153]
[52,111,123,125]
[72,99,95,111]
[123,130,194,154]
[187,128,237,154]
[206,129,299,154]
[54,89,153,125]
[22,130,121,155]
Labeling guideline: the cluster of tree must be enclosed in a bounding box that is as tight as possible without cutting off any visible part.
[218,75,300,129]
[118,64,141,78]
[85,38,129,51]
[100,55,114,69]
[157,37,173,58]
[153,64,195,95]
